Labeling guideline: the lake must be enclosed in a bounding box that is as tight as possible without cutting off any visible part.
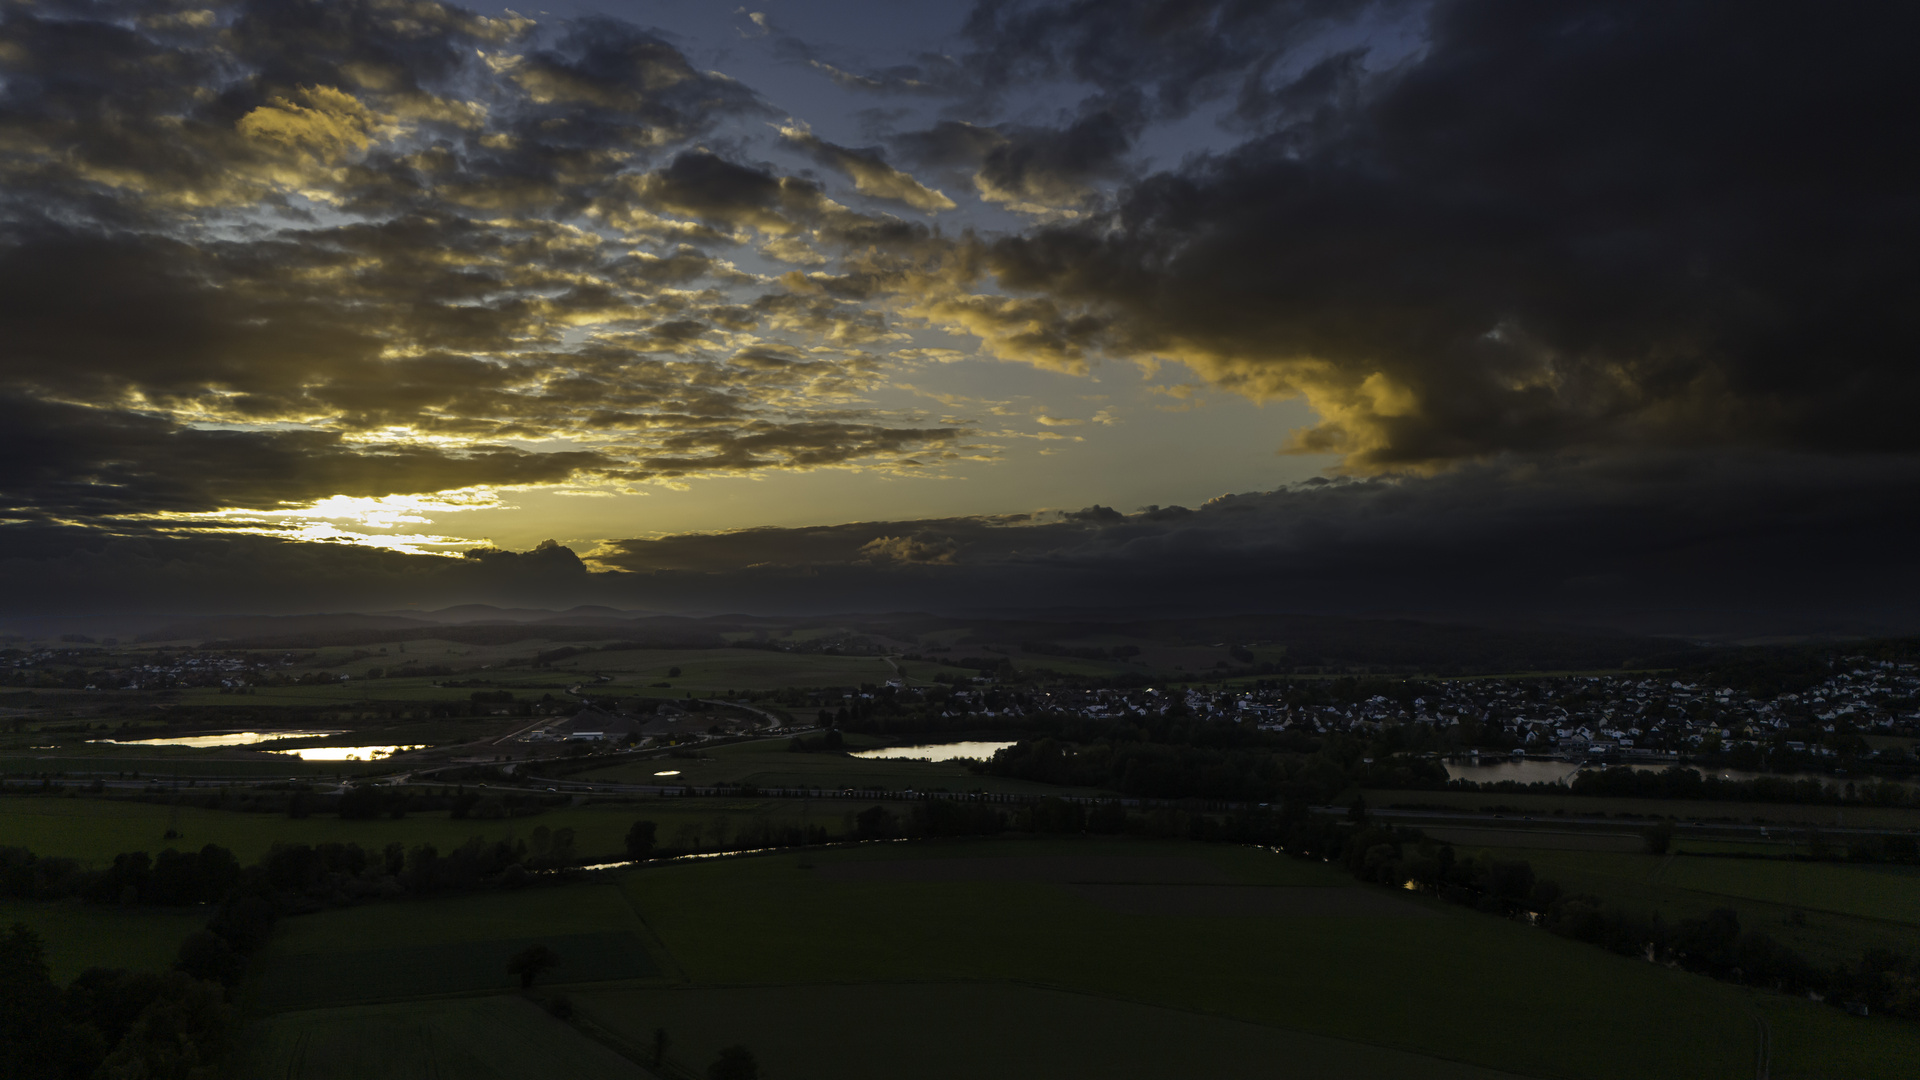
[268,745,424,761]
[94,730,343,748]
[850,741,1018,762]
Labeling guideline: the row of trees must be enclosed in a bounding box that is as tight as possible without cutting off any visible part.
[0,844,241,906]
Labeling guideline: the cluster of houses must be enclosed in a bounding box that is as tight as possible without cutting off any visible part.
[894,659,1920,765]
[1200,661,1920,760]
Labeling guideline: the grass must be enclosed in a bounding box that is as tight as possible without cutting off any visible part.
[618,836,1760,1080]
[0,899,204,982]
[1365,787,1920,830]
[0,793,886,865]
[575,982,1538,1080]
[1422,826,1647,851]
[0,751,384,778]
[1758,992,1920,1080]
[1657,856,1920,925]
[1486,847,1920,966]
[221,833,1920,1080]
[252,882,662,1011]
[241,994,647,1080]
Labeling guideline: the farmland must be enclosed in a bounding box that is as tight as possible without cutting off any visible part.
[1467,844,1920,966]
[231,836,1775,1080]
[0,792,866,865]
[1367,787,1920,830]
[242,995,647,1080]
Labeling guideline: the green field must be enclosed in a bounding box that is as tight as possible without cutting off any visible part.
[0,750,389,778]
[1760,994,1920,1080]
[614,838,1757,1080]
[254,882,661,1011]
[1367,787,1920,829]
[218,833,1920,1079]
[243,995,647,1080]
[0,793,877,865]
[0,900,204,982]
[1486,846,1920,966]
[577,736,1097,796]
[574,982,1536,1080]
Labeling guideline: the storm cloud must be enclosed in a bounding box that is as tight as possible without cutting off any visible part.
[964,0,1920,469]
[0,0,1913,629]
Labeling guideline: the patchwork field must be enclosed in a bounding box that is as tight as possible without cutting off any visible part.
[244,995,646,1080]
[615,838,1758,1080]
[1490,846,1920,966]
[1367,787,1920,830]
[216,833,1920,1079]
[574,982,1535,1080]
[0,793,866,864]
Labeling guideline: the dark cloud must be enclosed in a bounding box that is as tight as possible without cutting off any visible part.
[956,0,1397,119]
[2,454,1912,633]
[0,395,605,523]
[779,127,955,212]
[571,451,1920,634]
[977,0,1920,469]
[887,107,1140,212]
[0,1,966,536]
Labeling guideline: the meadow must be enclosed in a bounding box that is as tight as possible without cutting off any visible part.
[223,835,1833,1080]
[242,995,647,1080]
[1478,844,1920,966]
[1367,786,1920,829]
[0,792,864,865]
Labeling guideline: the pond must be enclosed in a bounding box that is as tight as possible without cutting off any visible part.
[93,730,344,749]
[268,745,425,761]
[850,740,1018,762]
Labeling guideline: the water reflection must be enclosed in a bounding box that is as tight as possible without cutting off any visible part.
[94,730,344,748]
[849,740,1017,762]
[269,745,424,761]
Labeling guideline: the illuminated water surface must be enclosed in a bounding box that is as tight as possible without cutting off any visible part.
[270,745,425,761]
[95,731,343,748]
[850,741,1017,762]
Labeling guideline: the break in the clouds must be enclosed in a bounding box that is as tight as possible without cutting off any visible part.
[0,0,1915,626]
[4,452,1916,635]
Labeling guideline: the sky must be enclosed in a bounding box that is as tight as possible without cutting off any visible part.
[1,0,1916,632]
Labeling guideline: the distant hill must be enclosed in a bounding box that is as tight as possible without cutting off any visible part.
[372,604,665,625]
[141,607,1699,673]
[138,613,435,643]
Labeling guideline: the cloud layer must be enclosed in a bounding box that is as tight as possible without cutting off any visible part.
[4,453,1913,637]
[1,0,1915,629]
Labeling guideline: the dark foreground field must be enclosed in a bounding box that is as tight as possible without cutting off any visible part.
[155,834,1910,1080]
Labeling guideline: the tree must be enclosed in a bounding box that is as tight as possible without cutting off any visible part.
[508,944,560,989]
[625,820,658,861]
[1,923,64,1079]
[708,1044,758,1080]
